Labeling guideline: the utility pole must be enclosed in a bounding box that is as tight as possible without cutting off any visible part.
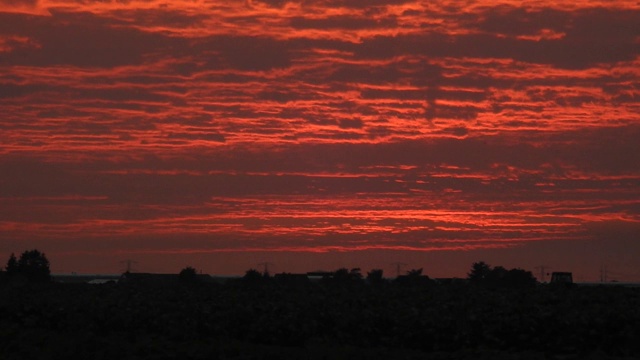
[258,262,274,275]
[535,265,550,283]
[391,262,407,278]
[600,264,608,283]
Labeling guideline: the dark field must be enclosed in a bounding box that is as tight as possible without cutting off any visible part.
[1,280,639,359]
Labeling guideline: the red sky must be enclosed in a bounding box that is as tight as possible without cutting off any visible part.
[1,0,639,280]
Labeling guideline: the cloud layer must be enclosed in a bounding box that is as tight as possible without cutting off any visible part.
[1,0,639,279]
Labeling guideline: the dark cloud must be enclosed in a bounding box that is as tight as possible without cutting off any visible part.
[323,0,413,8]
[0,13,178,67]
[476,6,570,35]
[548,126,640,173]
[327,60,442,85]
[439,125,469,137]
[478,7,640,68]
[355,29,639,69]
[197,36,292,71]
[250,0,289,8]
[428,104,480,121]
[0,83,52,99]
[257,90,295,103]
[289,15,397,30]
[0,13,292,71]
[111,9,209,28]
[338,118,364,129]
[361,88,485,103]
[166,132,226,142]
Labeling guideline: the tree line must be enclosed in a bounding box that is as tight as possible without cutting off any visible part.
[1,249,51,283]
[236,261,536,288]
[2,249,537,288]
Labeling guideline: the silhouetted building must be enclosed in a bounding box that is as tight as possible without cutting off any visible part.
[550,272,573,284]
[306,271,334,281]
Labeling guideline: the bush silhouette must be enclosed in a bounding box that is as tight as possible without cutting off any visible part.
[243,268,263,283]
[178,266,198,283]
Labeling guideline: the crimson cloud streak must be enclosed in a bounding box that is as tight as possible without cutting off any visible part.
[1,0,639,280]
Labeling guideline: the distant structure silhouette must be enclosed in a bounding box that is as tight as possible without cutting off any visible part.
[258,262,274,275]
[391,262,407,278]
[120,259,138,273]
[600,265,608,283]
[550,272,573,284]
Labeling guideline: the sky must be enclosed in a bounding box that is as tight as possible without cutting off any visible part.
[1,0,639,281]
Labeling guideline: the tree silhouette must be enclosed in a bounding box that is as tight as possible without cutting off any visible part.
[332,268,351,282]
[468,261,537,288]
[406,268,423,277]
[179,266,198,283]
[486,265,508,285]
[6,250,51,282]
[5,253,18,276]
[366,269,384,284]
[349,267,363,280]
[243,268,263,283]
[467,261,491,283]
[395,268,433,286]
[504,268,537,288]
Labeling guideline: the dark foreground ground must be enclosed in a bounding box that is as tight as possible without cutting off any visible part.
[1,280,639,359]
